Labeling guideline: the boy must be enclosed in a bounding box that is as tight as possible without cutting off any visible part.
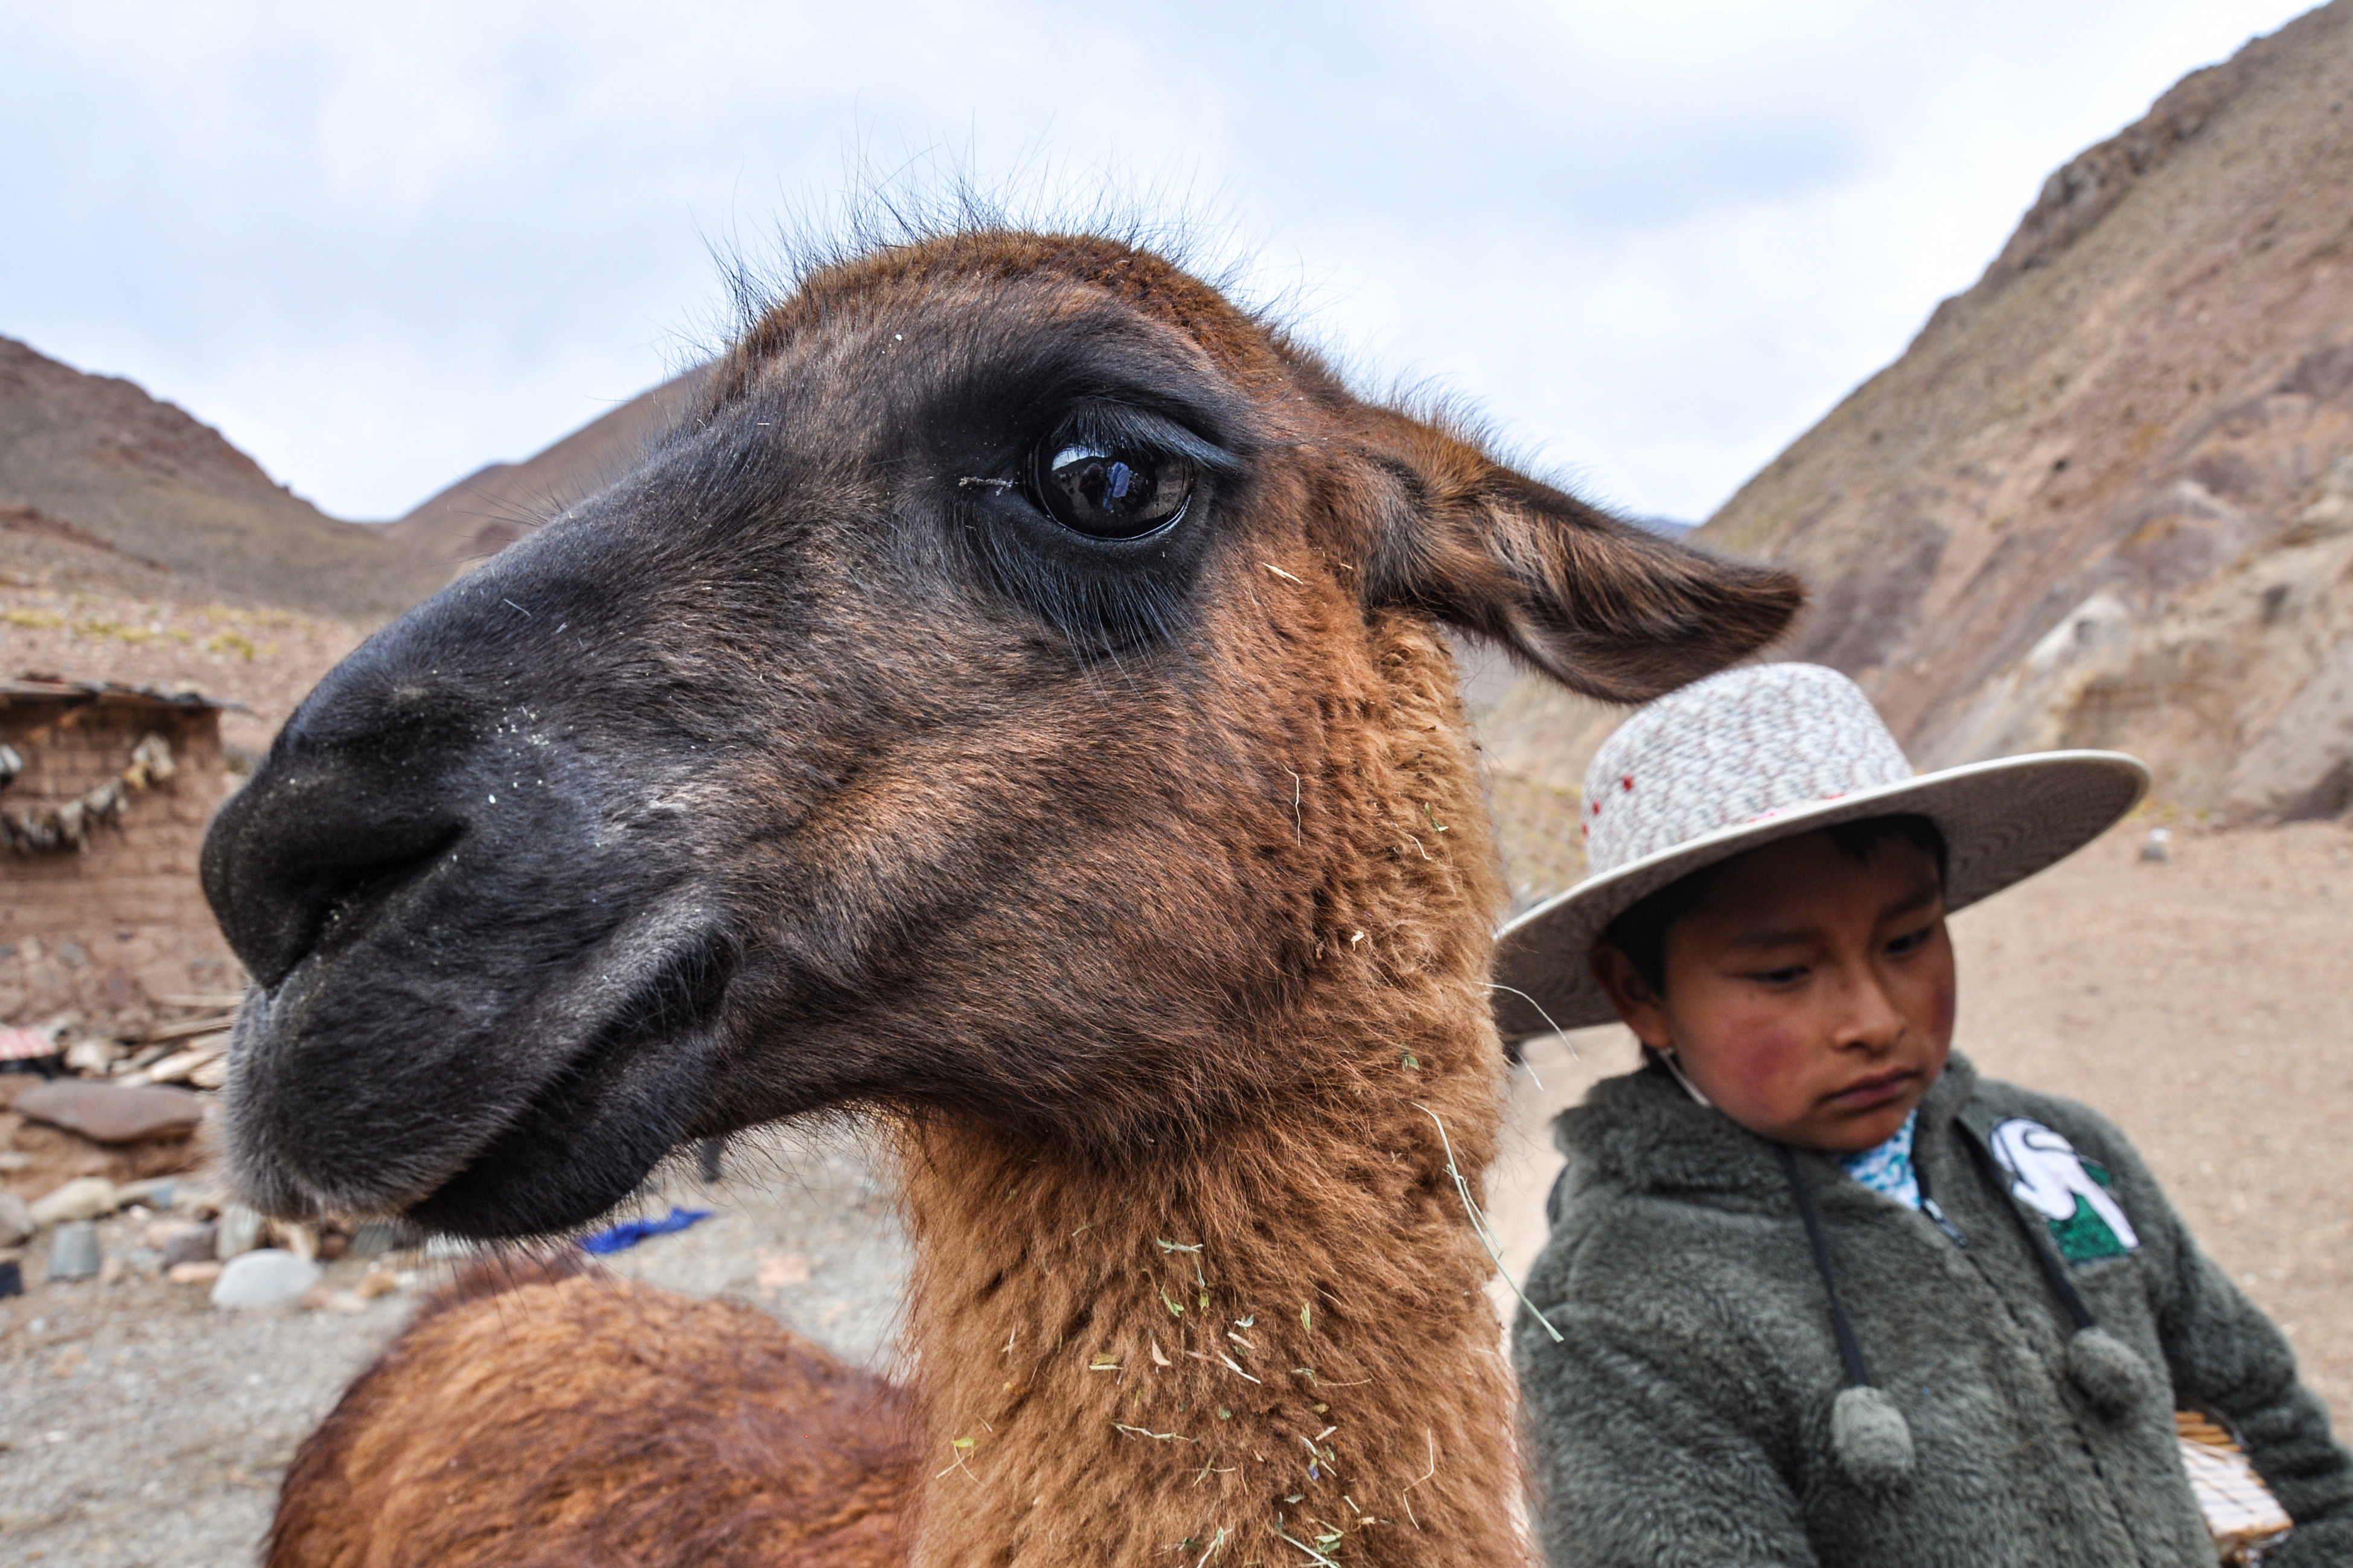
[1496,663,2352,1567]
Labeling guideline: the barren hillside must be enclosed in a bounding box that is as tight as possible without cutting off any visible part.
[0,339,444,621]
[383,366,709,574]
[1484,1,2353,858]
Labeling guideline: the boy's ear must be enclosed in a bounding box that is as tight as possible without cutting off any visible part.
[1589,944,1669,1045]
[1350,407,1803,703]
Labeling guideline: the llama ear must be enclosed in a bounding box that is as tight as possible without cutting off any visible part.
[1353,409,1804,703]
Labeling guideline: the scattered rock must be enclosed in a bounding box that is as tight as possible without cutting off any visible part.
[2,1114,200,1194]
[300,1283,368,1314]
[49,1219,101,1280]
[98,1252,126,1285]
[165,1259,223,1286]
[31,1175,118,1225]
[0,1257,20,1297]
[0,1190,34,1246]
[168,1180,226,1217]
[209,1248,322,1310]
[128,1037,229,1087]
[115,1177,178,1209]
[757,1250,814,1293]
[14,1080,203,1144]
[61,1037,123,1076]
[2141,827,2174,863]
[155,1220,217,1267]
[354,1266,401,1300]
[214,1202,265,1259]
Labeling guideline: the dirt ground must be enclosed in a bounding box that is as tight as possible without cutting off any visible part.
[0,1129,909,1567]
[3,816,2346,1564]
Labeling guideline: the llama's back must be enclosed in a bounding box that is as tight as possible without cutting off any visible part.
[270,1255,917,1568]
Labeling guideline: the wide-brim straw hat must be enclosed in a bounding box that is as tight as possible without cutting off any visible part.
[1490,663,2148,1040]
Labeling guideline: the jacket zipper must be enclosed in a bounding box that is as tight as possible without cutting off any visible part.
[1922,1195,1968,1247]
[1915,1152,1968,1247]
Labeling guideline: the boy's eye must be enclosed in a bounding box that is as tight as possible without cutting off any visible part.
[1749,964,1809,987]
[1885,923,1937,956]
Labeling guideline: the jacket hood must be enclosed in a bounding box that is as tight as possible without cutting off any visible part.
[1557,1051,1982,1198]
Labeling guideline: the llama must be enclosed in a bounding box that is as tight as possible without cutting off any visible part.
[202,226,1801,1567]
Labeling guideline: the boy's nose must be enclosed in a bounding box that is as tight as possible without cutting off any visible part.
[1831,970,1908,1052]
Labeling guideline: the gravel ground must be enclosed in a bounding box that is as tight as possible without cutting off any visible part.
[4,817,2346,1564]
[0,1126,909,1567]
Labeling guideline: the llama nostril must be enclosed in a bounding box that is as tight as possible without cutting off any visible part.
[203,763,468,991]
[286,835,463,977]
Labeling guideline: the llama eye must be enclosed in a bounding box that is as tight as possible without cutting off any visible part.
[1030,438,1194,540]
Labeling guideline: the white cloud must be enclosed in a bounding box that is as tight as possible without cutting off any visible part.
[0,0,2317,520]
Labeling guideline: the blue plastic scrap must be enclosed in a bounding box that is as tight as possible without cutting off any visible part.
[578,1206,714,1255]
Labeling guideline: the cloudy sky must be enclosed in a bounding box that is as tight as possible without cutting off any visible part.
[0,1,2318,524]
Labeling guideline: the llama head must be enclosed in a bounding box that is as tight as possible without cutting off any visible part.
[202,230,1799,1238]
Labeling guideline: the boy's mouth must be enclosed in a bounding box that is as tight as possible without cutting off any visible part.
[1827,1067,1916,1111]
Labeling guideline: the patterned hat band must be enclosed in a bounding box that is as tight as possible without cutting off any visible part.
[1580,664,1915,878]
[1488,663,2150,1038]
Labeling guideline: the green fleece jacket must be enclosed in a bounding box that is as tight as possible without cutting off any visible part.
[1513,1053,2353,1567]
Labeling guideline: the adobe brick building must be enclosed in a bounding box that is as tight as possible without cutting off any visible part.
[1,675,243,1027]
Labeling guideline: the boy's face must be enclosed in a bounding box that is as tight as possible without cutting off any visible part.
[1591,829,1955,1153]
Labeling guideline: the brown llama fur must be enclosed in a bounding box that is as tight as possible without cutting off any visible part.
[205,225,1802,1567]
[272,1255,915,1567]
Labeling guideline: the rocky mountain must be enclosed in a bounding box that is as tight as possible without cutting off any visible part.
[0,338,445,620]
[1484,1,2353,841]
[384,366,709,573]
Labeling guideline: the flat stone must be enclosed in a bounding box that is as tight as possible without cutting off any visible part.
[14,1080,203,1144]
[209,1248,321,1310]
[165,1259,223,1285]
[31,1176,118,1226]
[0,1191,33,1246]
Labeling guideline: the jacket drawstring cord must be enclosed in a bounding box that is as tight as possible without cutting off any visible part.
[1779,1143,1917,1488]
[1958,1127,2158,1418]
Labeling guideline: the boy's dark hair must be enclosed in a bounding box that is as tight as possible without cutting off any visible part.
[1599,814,1949,997]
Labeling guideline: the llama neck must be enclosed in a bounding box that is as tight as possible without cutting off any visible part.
[890,1050,1524,1568]
[889,621,1527,1567]
[884,612,1524,1563]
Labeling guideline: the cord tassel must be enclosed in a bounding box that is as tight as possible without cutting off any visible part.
[1781,1144,1915,1489]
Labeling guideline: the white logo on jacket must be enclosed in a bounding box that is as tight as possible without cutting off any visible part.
[1988,1117,2139,1252]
